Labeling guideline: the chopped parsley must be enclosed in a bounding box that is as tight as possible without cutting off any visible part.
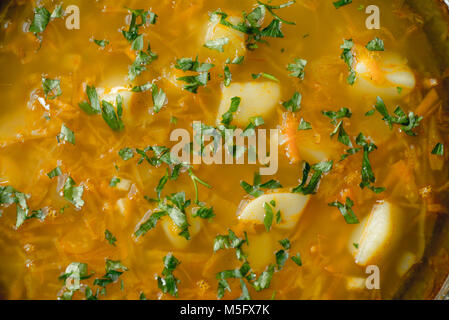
[370,96,423,136]
[151,84,167,113]
[0,186,40,228]
[47,166,62,179]
[78,85,101,115]
[118,147,135,160]
[93,259,128,295]
[263,201,276,231]
[42,77,62,100]
[292,161,333,195]
[328,197,359,224]
[57,124,75,145]
[323,107,353,146]
[251,72,279,82]
[333,0,352,9]
[240,172,282,197]
[63,176,84,209]
[297,118,312,130]
[213,229,248,261]
[275,248,288,270]
[135,192,191,240]
[29,5,63,37]
[105,229,117,246]
[128,44,158,80]
[109,177,120,187]
[287,58,307,80]
[175,57,214,93]
[221,96,241,128]
[291,253,302,266]
[431,143,444,156]
[282,92,302,112]
[340,39,356,85]
[204,37,230,52]
[58,262,92,300]
[212,0,296,51]
[156,253,181,298]
[131,82,152,92]
[356,133,385,193]
[101,96,125,131]
[224,65,232,87]
[252,265,275,292]
[122,8,157,42]
[366,37,385,51]
[93,39,109,47]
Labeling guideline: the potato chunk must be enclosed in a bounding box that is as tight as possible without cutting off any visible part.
[217,82,281,127]
[238,190,310,229]
[354,51,416,97]
[350,201,402,266]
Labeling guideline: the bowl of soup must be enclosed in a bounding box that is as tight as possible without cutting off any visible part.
[0,0,448,300]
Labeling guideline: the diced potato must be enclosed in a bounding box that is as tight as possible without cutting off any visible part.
[238,190,310,229]
[204,14,246,61]
[354,51,416,97]
[116,197,131,217]
[217,82,281,127]
[246,233,274,273]
[350,201,402,266]
[162,215,202,249]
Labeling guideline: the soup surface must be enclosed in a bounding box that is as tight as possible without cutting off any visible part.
[0,0,448,300]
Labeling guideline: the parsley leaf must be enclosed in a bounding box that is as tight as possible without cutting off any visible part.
[105,229,117,246]
[356,133,385,193]
[57,124,75,145]
[282,92,302,112]
[213,229,248,261]
[42,77,62,100]
[240,172,282,197]
[366,37,385,51]
[175,56,214,93]
[251,72,279,82]
[371,97,423,136]
[297,118,312,130]
[63,176,84,209]
[291,253,302,266]
[128,44,158,80]
[119,147,134,160]
[204,37,230,52]
[101,96,125,131]
[93,39,109,47]
[109,177,120,187]
[431,143,444,156]
[151,84,167,113]
[340,39,356,85]
[328,197,359,224]
[47,166,62,179]
[287,58,307,80]
[156,253,181,298]
[333,0,352,9]
[263,202,275,231]
[93,260,128,295]
[29,7,51,34]
[78,85,101,115]
[221,96,241,128]
[292,161,333,195]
